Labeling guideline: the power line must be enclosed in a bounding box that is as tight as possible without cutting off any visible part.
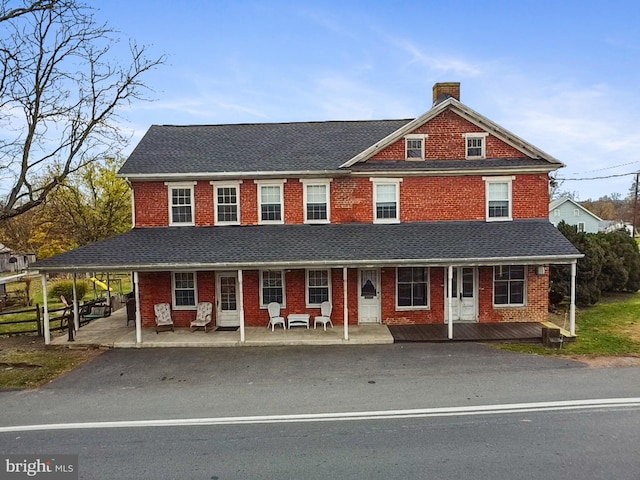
[554,171,637,181]
[562,160,640,176]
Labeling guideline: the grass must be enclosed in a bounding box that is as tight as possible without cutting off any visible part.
[0,343,102,389]
[498,292,640,356]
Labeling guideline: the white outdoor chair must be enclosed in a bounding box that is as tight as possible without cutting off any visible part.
[267,302,286,331]
[190,302,213,332]
[154,303,174,333]
[314,301,333,331]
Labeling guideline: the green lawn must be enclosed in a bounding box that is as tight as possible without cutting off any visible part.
[499,292,640,356]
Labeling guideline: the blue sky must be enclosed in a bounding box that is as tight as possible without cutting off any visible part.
[94,0,640,201]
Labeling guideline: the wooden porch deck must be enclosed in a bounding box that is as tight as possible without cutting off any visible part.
[388,322,551,343]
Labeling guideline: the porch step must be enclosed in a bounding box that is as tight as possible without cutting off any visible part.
[540,321,576,342]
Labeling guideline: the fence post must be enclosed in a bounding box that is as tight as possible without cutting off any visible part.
[36,304,42,337]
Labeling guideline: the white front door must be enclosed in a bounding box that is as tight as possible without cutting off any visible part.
[446,267,478,323]
[358,268,381,324]
[216,272,240,327]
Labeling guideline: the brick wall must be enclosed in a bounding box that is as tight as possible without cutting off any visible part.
[136,266,549,327]
[370,110,523,161]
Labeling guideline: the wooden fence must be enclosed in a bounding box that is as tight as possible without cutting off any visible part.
[0,298,107,336]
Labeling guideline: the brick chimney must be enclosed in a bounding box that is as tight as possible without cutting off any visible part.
[432,82,460,104]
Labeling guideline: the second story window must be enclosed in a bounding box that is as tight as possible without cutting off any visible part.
[166,182,196,226]
[212,181,242,225]
[465,133,488,159]
[405,134,427,160]
[303,180,331,224]
[484,176,513,221]
[256,180,285,224]
[372,178,402,224]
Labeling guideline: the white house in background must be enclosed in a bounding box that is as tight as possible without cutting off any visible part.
[549,197,603,233]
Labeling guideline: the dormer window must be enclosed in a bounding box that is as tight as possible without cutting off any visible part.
[464,133,488,159]
[405,134,427,160]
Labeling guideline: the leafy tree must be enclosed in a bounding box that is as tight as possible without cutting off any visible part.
[43,157,131,247]
[550,221,640,308]
[0,0,164,221]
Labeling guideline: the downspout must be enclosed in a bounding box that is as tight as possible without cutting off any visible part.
[570,260,577,336]
[134,271,142,345]
[343,267,348,341]
[41,274,50,345]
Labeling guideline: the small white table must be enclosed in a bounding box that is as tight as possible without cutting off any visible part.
[287,313,310,329]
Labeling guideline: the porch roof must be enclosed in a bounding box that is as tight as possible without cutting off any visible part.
[32,220,582,272]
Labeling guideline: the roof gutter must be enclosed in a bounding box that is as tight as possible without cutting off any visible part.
[33,254,583,273]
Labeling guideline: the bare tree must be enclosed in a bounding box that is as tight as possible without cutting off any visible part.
[0,0,164,221]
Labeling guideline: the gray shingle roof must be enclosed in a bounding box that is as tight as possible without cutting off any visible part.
[32,220,581,272]
[351,158,552,172]
[119,120,411,175]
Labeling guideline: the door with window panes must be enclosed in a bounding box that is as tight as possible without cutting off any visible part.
[445,267,478,322]
[358,269,380,324]
[216,272,239,326]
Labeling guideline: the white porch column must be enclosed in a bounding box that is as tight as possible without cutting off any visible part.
[343,267,349,341]
[134,271,142,345]
[570,260,577,336]
[238,269,245,343]
[41,273,50,345]
[72,273,79,331]
[447,265,453,340]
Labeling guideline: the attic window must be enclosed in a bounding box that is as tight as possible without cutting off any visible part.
[405,134,427,160]
[464,133,488,159]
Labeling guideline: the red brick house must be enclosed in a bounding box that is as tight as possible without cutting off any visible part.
[34,82,581,344]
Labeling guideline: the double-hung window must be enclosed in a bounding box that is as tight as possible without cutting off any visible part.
[260,270,286,307]
[167,182,196,226]
[397,267,429,309]
[172,272,197,309]
[494,265,526,306]
[484,176,513,221]
[405,134,427,160]
[465,133,488,159]
[303,179,331,223]
[372,178,402,224]
[256,180,285,224]
[212,181,241,225]
[306,269,330,306]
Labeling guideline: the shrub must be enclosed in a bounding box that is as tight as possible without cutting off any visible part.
[49,279,88,302]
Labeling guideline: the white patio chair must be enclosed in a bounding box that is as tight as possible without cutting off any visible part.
[154,303,174,333]
[190,302,213,332]
[267,302,286,331]
[314,301,333,331]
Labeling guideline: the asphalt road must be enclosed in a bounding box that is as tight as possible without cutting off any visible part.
[1,343,639,479]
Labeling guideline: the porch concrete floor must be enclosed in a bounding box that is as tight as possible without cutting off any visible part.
[49,307,395,348]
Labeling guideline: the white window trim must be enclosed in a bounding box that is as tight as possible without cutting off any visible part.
[574,209,580,217]
[464,132,488,160]
[255,179,286,225]
[396,266,430,311]
[259,270,287,308]
[554,209,560,217]
[211,180,243,226]
[166,182,196,226]
[483,176,514,222]
[171,271,198,310]
[577,222,586,233]
[492,265,527,308]
[301,179,332,224]
[305,269,332,308]
[371,177,403,224]
[404,134,428,161]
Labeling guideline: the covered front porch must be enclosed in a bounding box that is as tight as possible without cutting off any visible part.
[49,307,572,348]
